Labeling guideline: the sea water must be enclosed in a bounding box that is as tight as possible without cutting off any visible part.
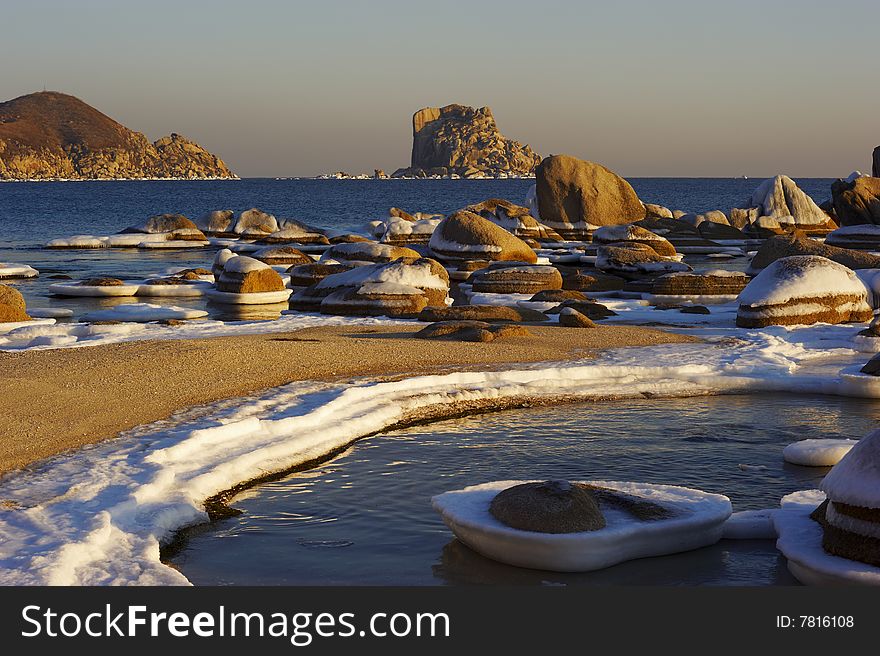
[0,178,834,319]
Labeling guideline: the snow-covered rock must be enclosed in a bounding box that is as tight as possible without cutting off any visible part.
[736,256,872,328]
[428,211,538,263]
[432,480,731,572]
[738,175,836,234]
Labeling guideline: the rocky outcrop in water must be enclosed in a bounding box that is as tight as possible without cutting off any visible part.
[392,104,540,178]
[0,91,236,180]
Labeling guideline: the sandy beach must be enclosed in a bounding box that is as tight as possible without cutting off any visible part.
[0,323,695,475]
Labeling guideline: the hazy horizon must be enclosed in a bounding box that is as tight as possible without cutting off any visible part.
[3,0,879,178]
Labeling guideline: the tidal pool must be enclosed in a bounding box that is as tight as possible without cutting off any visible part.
[170,393,880,585]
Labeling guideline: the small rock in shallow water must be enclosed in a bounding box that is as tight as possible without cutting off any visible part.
[489,480,606,534]
[558,307,596,328]
[680,305,711,315]
[860,354,880,375]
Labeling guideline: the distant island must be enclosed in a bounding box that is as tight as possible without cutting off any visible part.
[319,103,541,180]
[0,91,236,181]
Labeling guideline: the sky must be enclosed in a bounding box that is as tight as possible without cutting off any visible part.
[2,0,879,178]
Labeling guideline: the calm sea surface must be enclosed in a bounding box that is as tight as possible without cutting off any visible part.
[0,177,835,316]
[170,394,878,586]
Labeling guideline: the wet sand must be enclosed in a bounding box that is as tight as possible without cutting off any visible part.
[0,324,696,474]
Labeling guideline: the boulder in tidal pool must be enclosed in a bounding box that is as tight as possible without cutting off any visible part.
[0,284,30,322]
[489,480,606,533]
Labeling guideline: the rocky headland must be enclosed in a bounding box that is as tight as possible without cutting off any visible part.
[0,91,236,181]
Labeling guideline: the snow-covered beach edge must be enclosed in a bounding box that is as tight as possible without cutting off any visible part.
[1,319,879,585]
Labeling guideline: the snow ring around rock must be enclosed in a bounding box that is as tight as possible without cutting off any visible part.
[431,480,731,572]
[204,288,293,305]
[774,490,880,585]
[81,304,209,323]
[783,439,857,467]
[48,282,141,297]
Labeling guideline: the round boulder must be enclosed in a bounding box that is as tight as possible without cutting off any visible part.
[428,210,537,263]
[489,480,606,533]
[535,155,646,238]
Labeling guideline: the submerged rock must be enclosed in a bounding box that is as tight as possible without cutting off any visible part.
[489,481,606,534]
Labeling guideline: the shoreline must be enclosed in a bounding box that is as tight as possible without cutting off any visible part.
[0,323,695,476]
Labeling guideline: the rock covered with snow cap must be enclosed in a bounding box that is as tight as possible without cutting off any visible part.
[250,244,312,266]
[813,429,880,566]
[469,264,563,294]
[233,208,279,236]
[292,257,450,317]
[736,255,872,328]
[195,209,235,234]
[379,215,442,245]
[429,210,538,263]
[825,224,880,251]
[215,255,286,293]
[320,241,421,266]
[736,175,836,235]
[595,242,690,279]
[464,198,562,242]
[592,224,677,257]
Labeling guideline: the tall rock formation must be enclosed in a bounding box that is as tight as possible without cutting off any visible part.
[394,104,540,178]
[0,91,236,180]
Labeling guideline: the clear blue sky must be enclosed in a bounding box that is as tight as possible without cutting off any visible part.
[3,0,878,177]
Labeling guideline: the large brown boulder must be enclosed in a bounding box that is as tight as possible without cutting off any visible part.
[428,210,537,263]
[535,155,646,238]
[747,232,880,274]
[831,177,880,226]
[0,284,30,322]
[489,480,606,533]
